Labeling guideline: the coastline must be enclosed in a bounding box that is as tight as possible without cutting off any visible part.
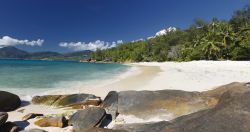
[6,60,250,131]
[44,65,161,99]
[7,60,131,101]
[7,64,162,132]
[86,60,250,99]
[37,64,144,100]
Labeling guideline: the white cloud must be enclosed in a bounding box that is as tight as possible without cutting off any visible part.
[146,27,177,40]
[131,38,144,43]
[155,27,177,37]
[155,29,168,36]
[147,36,154,40]
[0,36,44,47]
[59,40,123,51]
[132,27,177,41]
[117,40,123,44]
[155,27,176,36]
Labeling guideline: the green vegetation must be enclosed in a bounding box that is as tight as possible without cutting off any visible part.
[92,5,250,62]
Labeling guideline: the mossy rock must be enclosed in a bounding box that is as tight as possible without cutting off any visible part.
[32,94,100,108]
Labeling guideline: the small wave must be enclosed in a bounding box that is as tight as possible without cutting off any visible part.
[21,95,33,101]
[1,65,138,100]
[42,66,138,95]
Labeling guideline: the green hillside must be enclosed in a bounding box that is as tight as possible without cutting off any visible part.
[92,5,250,62]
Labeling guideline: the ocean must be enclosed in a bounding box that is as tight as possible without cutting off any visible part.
[0,59,130,99]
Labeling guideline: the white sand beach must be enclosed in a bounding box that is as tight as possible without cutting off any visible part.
[7,61,250,131]
[131,61,250,92]
[79,61,250,98]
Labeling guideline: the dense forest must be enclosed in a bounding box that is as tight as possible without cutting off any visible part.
[91,5,250,62]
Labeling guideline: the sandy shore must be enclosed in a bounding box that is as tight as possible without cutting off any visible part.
[131,61,250,92]
[85,60,250,98]
[7,61,250,131]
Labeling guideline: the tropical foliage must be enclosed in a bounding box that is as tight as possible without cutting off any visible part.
[92,5,250,62]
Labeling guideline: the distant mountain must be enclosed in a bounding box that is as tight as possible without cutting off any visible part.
[0,46,29,58]
[0,46,93,61]
[30,51,62,59]
[62,50,93,60]
[64,50,92,57]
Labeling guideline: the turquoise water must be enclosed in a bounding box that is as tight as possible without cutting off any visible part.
[0,59,130,98]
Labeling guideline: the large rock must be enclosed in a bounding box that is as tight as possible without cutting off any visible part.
[101,91,118,120]
[117,90,213,119]
[114,82,250,132]
[0,91,21,111]
[162,82,250,132]
[88,127,128,132]
[32,95,61,106]
[202,82,246,98]
[114,121,170,132]
[32,94,101,108]
[0,122,21,132]
[111,82,250,132]
[69,107,106,132]
[22,113,44,121]
[116,83,246,120]
[20,128,48,132]
[34,116,67,128]
[0,112,8,126]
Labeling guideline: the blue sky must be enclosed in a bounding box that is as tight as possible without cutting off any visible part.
[0,0,248,52]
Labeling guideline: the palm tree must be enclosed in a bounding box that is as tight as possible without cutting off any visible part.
[216,22,237,59]
[199,20,223,60]
[201,37,221,60]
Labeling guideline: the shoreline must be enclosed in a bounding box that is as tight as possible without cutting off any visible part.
[46,65,161,99]
[6,61,134,101]
[40,60,250,98]
[6,60,250,131]
[7,64,163,132]
[36,64,144,100]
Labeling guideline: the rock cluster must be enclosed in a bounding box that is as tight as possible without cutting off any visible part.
[0,91,22,131]
[0,112,21,132]
[114,82,250,132]
[0,91,21,112]
[1,82,250,132]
